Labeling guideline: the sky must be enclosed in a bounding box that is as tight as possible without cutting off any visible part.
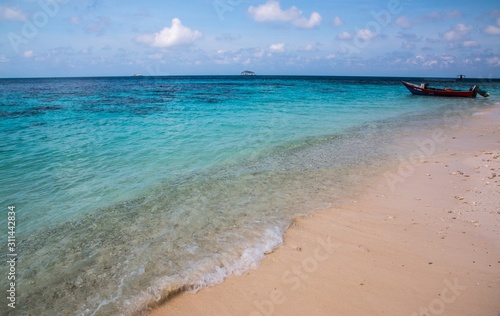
[0,0,499,78]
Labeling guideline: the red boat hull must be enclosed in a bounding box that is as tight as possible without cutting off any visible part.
[402,81,476,98]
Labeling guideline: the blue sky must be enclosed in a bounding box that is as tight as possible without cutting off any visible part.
[0,0,499,78]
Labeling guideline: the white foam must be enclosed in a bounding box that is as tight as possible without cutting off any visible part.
[193,226,284,288]
[106,226,285,316]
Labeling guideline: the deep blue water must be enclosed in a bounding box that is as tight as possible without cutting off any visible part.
[1,76,498,315]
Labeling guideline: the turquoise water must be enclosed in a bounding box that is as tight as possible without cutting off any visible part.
[1,76,499,315]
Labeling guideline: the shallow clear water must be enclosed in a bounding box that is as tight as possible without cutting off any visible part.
[1,76,499,315]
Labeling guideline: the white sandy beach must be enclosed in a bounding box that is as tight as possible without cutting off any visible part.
[149,105,500,316]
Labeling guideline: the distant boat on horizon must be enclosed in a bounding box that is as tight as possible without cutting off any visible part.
[132,74,143,77]
[241,70,256,76]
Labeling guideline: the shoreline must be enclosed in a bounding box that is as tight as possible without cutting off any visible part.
[149,104,500,316]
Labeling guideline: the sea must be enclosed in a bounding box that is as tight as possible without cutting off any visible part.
[1,76,499,315]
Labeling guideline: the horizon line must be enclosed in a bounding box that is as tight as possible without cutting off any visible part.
[1,74,498,80]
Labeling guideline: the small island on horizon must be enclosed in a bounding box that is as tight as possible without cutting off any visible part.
[241,70,256,76]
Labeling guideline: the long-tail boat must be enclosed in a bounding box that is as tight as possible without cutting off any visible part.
[402,81,489,98]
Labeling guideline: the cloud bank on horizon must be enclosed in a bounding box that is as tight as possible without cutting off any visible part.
[0,0,499,78]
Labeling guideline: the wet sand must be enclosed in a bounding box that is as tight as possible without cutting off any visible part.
[149,105,500,316]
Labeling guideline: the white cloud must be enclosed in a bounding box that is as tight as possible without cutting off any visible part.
[423,60,438,67]
[248,1,300,22]
[336,32,352,40]
[0,6,26,21]
[299,43,321,52]
[86,16,110,35]
[215,33,241,42]
[483,25,500,35]
[443,23,472,41]
[401,42,416,50]
[254,49,265,58]
[136,18,202,48]
[418,10,464,23]
[396,16,412,28]
[215,55,241,65]
[248,0,321,29]
[293,12,322,29]
[405,57,417,65]
[424,11,442,22]
[79,47,93,55]
[357,29,376,41]
[269,42,285,53]
[446,43,457,50]
[301,44,314,51]
[486,56,500,66]
[333,16,343,26]
[23,50,34,58]
[455,23,472,32]
[440,55,455,64]
[446,10,464,19]
[0,55,9,63]
[69,16,82,25]
[148,53,163,60]
[461,40,479,48]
